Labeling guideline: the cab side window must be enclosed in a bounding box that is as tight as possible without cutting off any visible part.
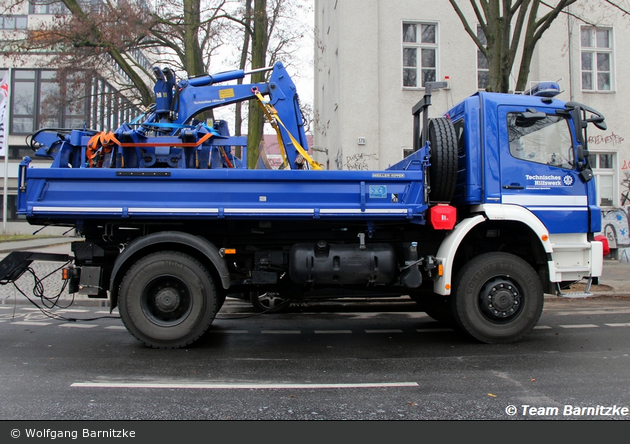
[507,113,575,170]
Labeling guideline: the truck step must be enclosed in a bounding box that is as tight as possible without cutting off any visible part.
[557,291,595,299]
[555,279,595,299]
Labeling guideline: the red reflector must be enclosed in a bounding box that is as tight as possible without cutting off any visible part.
[429,204,456,230]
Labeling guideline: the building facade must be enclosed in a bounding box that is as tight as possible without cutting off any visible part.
[314,0,630,261]
[0,0,147,233]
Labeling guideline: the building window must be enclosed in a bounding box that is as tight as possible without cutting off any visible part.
[580,26,613,92]
[9,69,89,137]
[402,22,437,88]
[0,15,28,30]
[592,153,616,207]
[477,25,489,90]
[29,1,68,14]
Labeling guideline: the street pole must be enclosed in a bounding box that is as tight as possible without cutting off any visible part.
[1,68,11,235]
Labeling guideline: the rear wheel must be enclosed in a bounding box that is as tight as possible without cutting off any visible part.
[119,251,217,348]
[452,252,544,344]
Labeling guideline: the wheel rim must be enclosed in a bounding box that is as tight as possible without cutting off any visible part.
[141,276,193,327]
[478,276,523,323]
[258,292,284,310]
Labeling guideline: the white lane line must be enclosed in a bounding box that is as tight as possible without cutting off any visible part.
[71,381,420,390]
[261,330,301,334]
[559,324,599,329]
[57,309,90,313]
[209,330,249,334]
[11,321,53,326]
[365,329,404,334]
[605,323,630,327]
[555,309,630,316]
[314,330,353,334]
[59,324,98,329]
[534,325,553,329]
[415,328,454,333]
[0,307,13,310]
[104,326,127,330]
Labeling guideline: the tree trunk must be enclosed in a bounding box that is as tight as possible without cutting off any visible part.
[60,0,153,106]
[235,0,253,144]
[247,0,268,169]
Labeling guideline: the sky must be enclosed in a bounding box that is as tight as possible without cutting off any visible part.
[211,1,315,129]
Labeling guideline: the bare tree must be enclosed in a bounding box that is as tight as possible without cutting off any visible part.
[448,0,579,93]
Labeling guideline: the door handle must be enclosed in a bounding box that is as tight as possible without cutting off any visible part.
[503,184,524,190]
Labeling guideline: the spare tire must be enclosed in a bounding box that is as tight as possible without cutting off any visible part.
[426,117,458,202]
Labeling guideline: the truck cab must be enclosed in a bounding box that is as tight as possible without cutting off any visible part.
[433,86,604,298]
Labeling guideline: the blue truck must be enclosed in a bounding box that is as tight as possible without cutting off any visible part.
[3,62,606,348]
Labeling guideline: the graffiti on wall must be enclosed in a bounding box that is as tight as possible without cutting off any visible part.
[601,208,630,263]
[588,133,624,146]
[344,153,378,170]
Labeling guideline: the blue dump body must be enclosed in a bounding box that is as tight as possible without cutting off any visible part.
[17,149,429,226]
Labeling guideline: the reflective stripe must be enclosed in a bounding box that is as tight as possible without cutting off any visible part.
[128,208,219,214]
[528,207,588,212]
[33,206,122,213]
[502,195,587,206]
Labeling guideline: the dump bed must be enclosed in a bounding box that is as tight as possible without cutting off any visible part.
[17,149,429,226]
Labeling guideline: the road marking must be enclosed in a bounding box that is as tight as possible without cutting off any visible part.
[0,307,13,310]
[534,325,552,329]
[11,321,52,326]
[261,330,301,334]
[314,330,353,334]
[209,330,249,334]
[605,323,630,327]
[59,324,98,329]
[71,381,420,390]
[104,326,127,330]
[415,328,454,333]
[57,309,89,313]
[555,309,630,316]
[559,324,599,329]
[365,329,404,334]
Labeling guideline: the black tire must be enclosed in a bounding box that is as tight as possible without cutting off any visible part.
[426,117,458,202]
[249,291,290,313]
[452,252,544,344]
[119,251,217,348]
[409,290,455,324]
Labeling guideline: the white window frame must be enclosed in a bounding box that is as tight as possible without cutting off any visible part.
[591,151,618,208]
[402,21,439,89]
[580,26,615,93]
[476,25,489,90]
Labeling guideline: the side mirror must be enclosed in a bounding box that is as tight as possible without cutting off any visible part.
[516,108,547,127]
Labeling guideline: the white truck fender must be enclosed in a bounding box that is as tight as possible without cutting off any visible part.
[433,204,554,295]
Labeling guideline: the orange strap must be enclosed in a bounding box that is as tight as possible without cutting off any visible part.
[86,131,215,167]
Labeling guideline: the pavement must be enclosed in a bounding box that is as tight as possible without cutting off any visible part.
[0,236,628,307]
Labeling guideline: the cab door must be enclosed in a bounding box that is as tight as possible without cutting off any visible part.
[498,106,590,234]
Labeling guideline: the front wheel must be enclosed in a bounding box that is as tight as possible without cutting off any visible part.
[119,251,217,348]
[452,253,544,344]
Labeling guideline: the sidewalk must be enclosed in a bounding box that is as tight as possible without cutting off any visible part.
[0,237,629,307]
[0,236,75,254]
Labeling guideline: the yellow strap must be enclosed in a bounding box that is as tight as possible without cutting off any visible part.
[253,90,322,170]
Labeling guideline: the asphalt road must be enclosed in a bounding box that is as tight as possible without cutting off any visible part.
[0,296,629,421]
